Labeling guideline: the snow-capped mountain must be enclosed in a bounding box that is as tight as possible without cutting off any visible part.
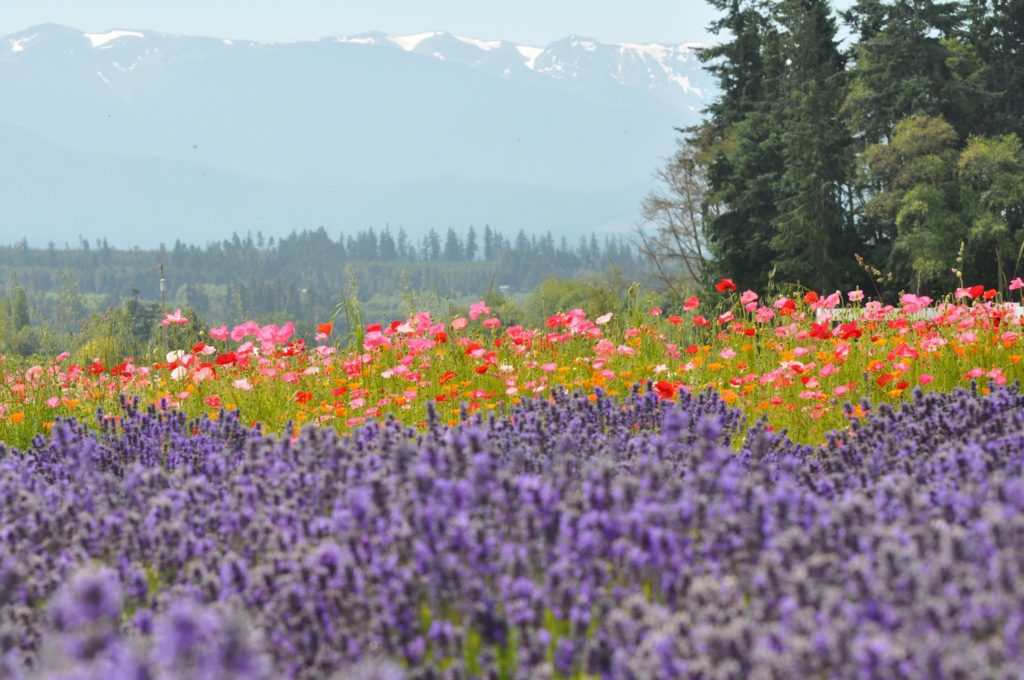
[0,24,711,246]
[333,31,709,110]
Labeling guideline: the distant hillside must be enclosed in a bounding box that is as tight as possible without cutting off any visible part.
[0,121,648,248]
[0,24,709,245]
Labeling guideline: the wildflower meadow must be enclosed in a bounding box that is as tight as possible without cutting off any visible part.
[3,281,1024,449]
[2,282,1024,678]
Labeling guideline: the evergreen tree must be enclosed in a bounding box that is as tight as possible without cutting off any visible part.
[11,285,29,331]
[770,0,854,289]
[396,227,411,260]
[962,0,1024,138]
[465,226,479,261]
[696,0,785,289]
[378,227,398,261]
[843,0,979,143]
[422,229,442,261]
[442,228,463,261]
[355,228,379,260]
[483,225,497,260]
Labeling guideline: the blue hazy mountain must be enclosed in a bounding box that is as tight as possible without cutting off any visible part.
[0,24,709,246]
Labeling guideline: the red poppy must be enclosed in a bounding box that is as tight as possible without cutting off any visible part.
[810,323,831,340]
[715,278,737,293]
[654,380,676,400]
[837,322,863,340]
[439,371,456,384]
[295,391,313,404]
[803,291,819,304]
[317,322,334,336]
[108,361,129,377]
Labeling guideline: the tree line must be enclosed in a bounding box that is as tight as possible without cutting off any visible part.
[0,226,640,358]
[641,0,1024,298]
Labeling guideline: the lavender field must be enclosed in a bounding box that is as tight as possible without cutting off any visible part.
[1,385,1022,678]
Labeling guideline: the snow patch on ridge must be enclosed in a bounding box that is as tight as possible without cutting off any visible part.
[9,34,37,52]
[342,36,378,45]
[515,45,544,70]
[388,32,440,52]
[85,30,145,48]
[454,35,501,51]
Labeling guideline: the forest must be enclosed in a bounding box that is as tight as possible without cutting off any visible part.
[640,0,1024,298]
[0,226,640,358]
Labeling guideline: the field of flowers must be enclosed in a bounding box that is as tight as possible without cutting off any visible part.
[3,281,1024,449]
[2,282,1024,678]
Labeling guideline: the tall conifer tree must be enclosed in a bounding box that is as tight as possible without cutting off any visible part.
[770,0,854,289]
[843,0,975,143]
[697,0,785,290]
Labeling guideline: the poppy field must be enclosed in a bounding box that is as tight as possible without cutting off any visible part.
[2,281,1024,449]
[2,282,1024,678]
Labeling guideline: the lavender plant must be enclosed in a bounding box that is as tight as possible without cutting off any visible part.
[0,385,1022,678]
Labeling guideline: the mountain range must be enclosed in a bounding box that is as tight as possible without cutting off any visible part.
[0,24,710,247]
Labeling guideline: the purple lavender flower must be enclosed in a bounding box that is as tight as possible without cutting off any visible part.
[1,384,1023,677]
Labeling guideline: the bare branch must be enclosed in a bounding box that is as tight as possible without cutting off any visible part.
[634,139,717,295]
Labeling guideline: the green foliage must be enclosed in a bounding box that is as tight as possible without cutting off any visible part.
[770,0,855,290]
[863,115,964,290]
[11,286,29,332]
[0,283,34,355]
[958,133,1024,285]
[0,226,642,357]
[697,0,785,292]
[677,0,1024,297]
[842,0,983,143]
[961,0,1024,138]
[523,274,628,326]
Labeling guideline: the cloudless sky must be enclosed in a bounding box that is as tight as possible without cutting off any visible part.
[0,0,728,46]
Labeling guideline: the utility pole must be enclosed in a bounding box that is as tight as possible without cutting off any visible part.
[158,261,166,350]
[158,262,166,308]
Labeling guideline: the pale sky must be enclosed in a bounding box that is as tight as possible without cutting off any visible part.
[0,0,726,46]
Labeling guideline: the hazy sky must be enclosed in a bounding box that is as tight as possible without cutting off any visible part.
[0,0,724,46]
